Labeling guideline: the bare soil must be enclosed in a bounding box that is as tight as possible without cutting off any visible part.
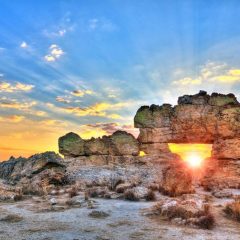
[0,195,240,240]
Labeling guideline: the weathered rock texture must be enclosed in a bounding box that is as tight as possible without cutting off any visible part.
[135,91,240,190]
[0,152,66,195]
[59,130,140,166]
[134,91,240,159]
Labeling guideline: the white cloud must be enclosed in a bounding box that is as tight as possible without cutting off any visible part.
[44,44,64,62]
[20,41,28,48]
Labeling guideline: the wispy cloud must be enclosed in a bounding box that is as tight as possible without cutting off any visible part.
[0,81,34,93]
[44,44,64,62]
[0,97,36,109]
[88,18,117,32]
[173,61,240,86]
[0,115,25,122]
[56,96,71,104]
[40,119,68,127]
[71,89,94,97]
[62,102,127,118]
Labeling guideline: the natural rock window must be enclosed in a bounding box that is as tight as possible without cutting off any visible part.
[168,144,212,168]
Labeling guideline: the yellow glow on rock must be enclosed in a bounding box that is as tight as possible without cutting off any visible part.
[168,143,212,167]
[139,151,146,157]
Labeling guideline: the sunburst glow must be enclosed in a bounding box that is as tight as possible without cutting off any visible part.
[168,143,212,168]
[185,153,203,167]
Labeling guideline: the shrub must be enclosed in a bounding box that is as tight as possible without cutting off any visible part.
[145,190,156,201]
[87,188,98,198]
[223,200,240,222]
[13,193,23,201]
[68,186,78,198]
[195,214,215,230]
[148,183,159,191]
[124,189,139,201]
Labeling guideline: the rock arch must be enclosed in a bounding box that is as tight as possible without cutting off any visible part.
[134,91,240,160]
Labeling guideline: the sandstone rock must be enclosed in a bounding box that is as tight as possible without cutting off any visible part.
[59,130,139,159]
[59,132,85,157]
[84,137,108,155]
[212,138,240,160]
[134,91,240,144]
[160,161,194,196]
[139,143,171,155]
[109,131,139,156]
[0,152,65,183]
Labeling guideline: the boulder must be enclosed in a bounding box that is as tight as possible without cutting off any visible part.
[109,131,139,156]
[58,132,85,157]
[84,137,108,155]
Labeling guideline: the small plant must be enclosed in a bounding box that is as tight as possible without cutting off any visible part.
[145,190,156,201]
[195,214,215,229]
[124,189,139,201]
[68,186,78,198]
[148,183,159,191]
[87,188,98,198]
[13,193,23,201]
[223,200,240,222]
[84,191,89,201]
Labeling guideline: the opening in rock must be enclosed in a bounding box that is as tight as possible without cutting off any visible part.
[168,144,212,168]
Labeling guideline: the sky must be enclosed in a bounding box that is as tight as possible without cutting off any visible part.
[0,0,240,160]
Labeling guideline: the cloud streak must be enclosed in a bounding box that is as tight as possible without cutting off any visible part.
[0,81,34,92]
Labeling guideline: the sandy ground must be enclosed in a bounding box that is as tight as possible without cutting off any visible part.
[0,196,240,240]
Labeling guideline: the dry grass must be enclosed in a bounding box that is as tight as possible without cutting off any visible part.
[224,200,240,222]
[0,214,23,223]
[124,189,139,201]
[151,201,215,229]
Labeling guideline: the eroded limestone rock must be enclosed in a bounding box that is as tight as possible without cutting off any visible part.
[59,130,140,159]
[134,91,240,160]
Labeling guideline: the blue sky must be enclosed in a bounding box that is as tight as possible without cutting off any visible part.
[0,0,240,159]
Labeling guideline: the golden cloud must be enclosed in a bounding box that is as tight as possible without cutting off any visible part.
[0,98,36,109]
[172,77,202,86]
[62,102,127,119]
[0,115,25,123]
[172,62,240,86]
[0,81,34,92]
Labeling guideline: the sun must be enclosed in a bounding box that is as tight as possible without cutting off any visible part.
[185,153,203,168]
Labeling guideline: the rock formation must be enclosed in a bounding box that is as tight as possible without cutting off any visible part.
[134,91,240,190]
[0,90,238,198]
[59,130,140,166]
[0,152,66,195]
